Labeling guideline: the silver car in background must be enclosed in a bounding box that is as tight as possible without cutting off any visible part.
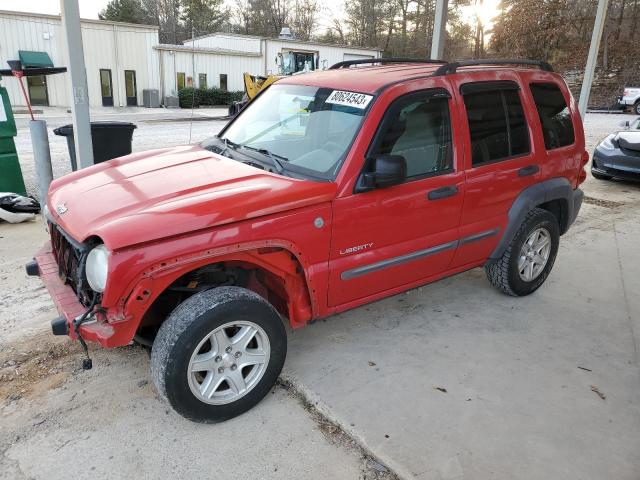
[592,117,640,180]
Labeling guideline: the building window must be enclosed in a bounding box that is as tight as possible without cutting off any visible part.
[369,90,452,178]
[529,83,575,149]
[124,70,137,106]
[219,74,228,91]
[462,82,530,166]
[177,72,186,91]
[199,73,207,89]
[100,69,113,107]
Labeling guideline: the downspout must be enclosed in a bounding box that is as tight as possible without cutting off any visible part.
[113,25,121,107]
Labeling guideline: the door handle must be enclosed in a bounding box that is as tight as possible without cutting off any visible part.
[518,165,539,177]
[428,185,459,200]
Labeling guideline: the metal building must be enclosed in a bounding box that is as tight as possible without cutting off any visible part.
[0,10,160,108]
[0,10,381,108]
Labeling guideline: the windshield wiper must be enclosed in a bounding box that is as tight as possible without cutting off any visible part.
[240,145,286,174]
[220,137,239,156]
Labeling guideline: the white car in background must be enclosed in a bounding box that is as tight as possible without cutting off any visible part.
[618,87,640,114]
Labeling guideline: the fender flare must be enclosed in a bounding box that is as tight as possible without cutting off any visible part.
[489,177,583,260]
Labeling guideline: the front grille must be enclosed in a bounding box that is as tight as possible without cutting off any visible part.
[49,223,93,306]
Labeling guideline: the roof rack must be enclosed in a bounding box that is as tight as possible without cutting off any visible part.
[432,59,553,76]
[330,57,447,70]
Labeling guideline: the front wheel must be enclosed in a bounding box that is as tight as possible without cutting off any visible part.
[634,101,640,115]
[485,208,559,296]
[151,286,287,423]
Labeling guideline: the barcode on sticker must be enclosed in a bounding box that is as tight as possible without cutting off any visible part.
[326,90,373,109]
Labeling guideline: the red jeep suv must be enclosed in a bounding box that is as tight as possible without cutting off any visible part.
[28,59,586,422]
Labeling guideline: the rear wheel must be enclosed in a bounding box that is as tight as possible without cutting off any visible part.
[485,208,559,296]
[151,286,286,423]
[634,101,640,115]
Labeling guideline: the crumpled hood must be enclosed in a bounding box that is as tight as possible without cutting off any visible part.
[47,145,336,249]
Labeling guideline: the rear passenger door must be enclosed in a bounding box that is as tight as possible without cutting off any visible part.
[451,79,541,267]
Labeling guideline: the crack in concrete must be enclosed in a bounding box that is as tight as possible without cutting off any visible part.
[277,376,400,480]
[612,220,639,371]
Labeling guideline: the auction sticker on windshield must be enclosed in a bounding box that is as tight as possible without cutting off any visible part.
[326,90,373,110]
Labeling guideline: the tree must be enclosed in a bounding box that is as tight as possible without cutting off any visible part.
[99,0,146,23]
[182,0,227,36]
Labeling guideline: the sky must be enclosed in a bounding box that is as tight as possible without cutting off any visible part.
[0,0,501,40]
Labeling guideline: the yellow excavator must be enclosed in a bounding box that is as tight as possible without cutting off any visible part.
[228,72,281,117]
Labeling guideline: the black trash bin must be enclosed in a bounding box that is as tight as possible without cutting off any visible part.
[54,122,137,171]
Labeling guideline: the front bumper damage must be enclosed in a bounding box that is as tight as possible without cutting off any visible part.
[26,241,115,344]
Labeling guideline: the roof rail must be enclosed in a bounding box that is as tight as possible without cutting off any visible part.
[330,57,447,70]
[432,59,553,76]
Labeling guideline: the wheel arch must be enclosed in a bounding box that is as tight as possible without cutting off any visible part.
[489,177,582,260]
[126,242,318,341]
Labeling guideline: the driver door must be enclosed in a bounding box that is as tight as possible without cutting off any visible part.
[328,89,465,307]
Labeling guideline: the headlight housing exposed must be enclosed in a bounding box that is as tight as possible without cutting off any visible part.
[86,244,110,292]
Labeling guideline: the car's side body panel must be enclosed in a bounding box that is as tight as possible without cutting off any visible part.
[32,64,587,349]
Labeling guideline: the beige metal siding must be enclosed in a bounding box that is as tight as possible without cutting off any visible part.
[185,34,262,54]
[0,11,160,108]
[159,49,262,98]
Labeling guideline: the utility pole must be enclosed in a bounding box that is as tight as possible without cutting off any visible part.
[578,0,610,119]
[430,0,449,60]
[60,0,94,168]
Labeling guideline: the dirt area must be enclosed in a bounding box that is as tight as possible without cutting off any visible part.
[1,112,639,479]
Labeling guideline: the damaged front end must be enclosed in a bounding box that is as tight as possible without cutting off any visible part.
[26,219,103,369]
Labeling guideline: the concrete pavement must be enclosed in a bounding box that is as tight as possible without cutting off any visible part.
[284,200,640,479]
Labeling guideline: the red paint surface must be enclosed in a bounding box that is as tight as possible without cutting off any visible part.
[37,65,587,347]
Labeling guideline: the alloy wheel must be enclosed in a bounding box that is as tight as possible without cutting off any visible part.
[517,227,551,282]
[187,321,270,405]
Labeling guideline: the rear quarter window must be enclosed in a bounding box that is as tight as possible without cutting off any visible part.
[529,83,575,149]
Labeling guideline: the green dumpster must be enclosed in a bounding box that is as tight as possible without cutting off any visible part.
[0,78,26,196]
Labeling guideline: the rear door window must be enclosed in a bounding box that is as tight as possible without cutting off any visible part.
[530,83,575,149]
[462,82,530,166]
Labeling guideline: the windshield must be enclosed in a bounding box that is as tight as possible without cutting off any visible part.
[219,84,372,179]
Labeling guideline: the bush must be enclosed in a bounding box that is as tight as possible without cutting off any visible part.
[178,87,244,108]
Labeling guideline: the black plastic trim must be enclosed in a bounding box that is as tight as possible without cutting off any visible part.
[51,316,69,336]
[489,178,582,259]
[433,59,553,76]
[460,80,520,95]
[25,260,39,277]
[341,240,459,280]
[330,58,447,70]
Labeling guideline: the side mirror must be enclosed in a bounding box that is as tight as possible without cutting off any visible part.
[620,120,630,129]
[358,155,407,191]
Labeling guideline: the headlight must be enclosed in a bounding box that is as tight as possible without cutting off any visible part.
[86,244,110,292]
[599,134,617,150]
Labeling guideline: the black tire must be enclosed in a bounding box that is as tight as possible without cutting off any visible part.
[591,169,612,180]
[485,208,560,296]
[634,101,640,115]
[151,286,286,423]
